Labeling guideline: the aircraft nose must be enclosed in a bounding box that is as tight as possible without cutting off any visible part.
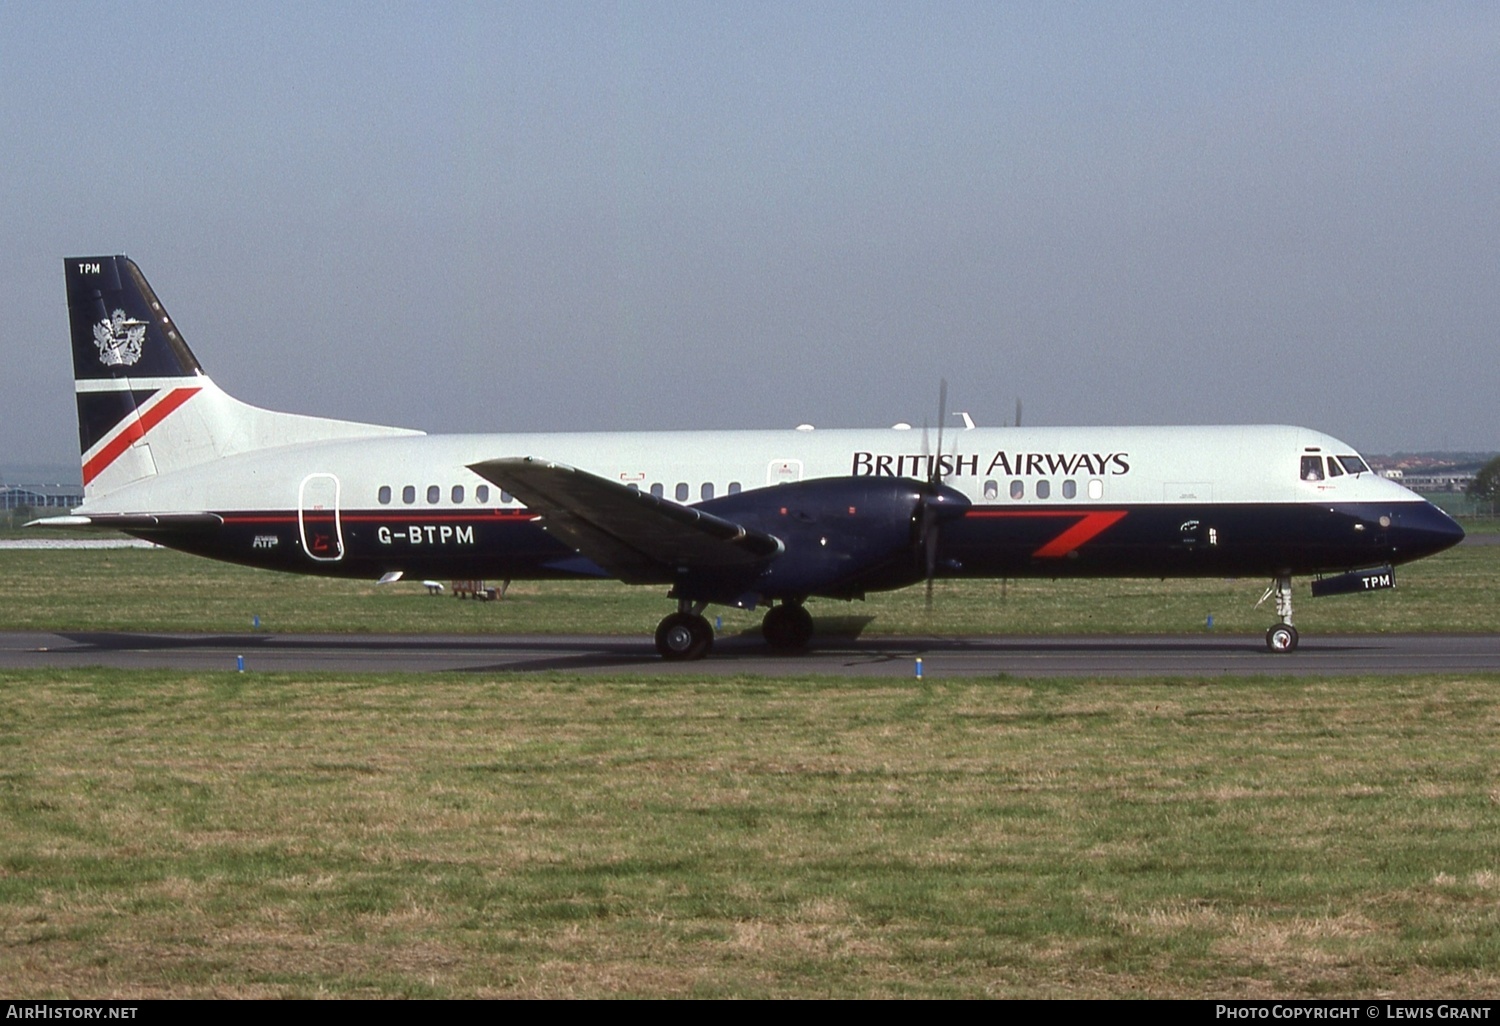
[1391,502,1465,562]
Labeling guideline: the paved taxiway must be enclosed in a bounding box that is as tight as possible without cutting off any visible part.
[3,630,1499,677]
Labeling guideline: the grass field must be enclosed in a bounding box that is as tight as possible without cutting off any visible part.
[2,669,1498,998]
[2,540,1498,997]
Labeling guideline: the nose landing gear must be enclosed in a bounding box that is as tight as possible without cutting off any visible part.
[1266,621,1299,653]
[1258,575,1299,653]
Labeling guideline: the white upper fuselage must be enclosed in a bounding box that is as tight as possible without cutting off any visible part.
[80,416,1421,515]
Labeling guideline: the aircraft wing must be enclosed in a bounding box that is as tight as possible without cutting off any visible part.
[468,457,783,584]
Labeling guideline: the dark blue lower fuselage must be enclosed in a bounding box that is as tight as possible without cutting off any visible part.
[125,499,1464,600]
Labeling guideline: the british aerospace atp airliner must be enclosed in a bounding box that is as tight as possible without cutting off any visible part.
[34,256,1464,659]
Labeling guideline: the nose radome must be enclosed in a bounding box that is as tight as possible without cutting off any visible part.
[1392,502,1465,562]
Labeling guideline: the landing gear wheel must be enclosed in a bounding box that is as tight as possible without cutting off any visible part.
[1266,623,1299,654]
[655,612,714,661]
[762,603,814,651]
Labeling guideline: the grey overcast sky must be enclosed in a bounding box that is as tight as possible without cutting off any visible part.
[3,2,1497,472]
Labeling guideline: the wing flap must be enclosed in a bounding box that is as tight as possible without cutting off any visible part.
[468,457,781,583]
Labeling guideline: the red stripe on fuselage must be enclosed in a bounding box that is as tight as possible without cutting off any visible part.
[220,510,540,525]
[81,387,202,485]
[965,509,1128,557]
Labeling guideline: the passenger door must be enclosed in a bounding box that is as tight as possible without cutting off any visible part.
[297,472,345,562]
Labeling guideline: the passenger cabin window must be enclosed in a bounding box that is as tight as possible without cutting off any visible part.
[1301,456,1324,482]
[378,485,392,505]
[476,485,490,504]
[675,482,689,502]
[728,482,742,495]
[1009,480,1024,500]
[402,485,416,504]
[1062,479,1077,499]
[452,485,465,502]
[1088,479,1103,500]
[500,489,511,504]
[983,480,998,500]
[701,482,714,501]
[1036,480,1051,500]
[427,485,440,504]
[650,483,664,499]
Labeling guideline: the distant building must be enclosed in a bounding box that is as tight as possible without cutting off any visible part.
[1,482,83,510]
[1392,472,1476,494]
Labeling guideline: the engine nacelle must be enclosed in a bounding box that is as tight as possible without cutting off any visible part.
[690,476,970,601]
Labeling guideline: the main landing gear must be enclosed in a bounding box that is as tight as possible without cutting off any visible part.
[761,600,814,652]
[654,599,816,660]
[655,601,713,661]
[1258,574,1299,653]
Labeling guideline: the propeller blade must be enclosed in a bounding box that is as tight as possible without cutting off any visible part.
[919,379,954,610]
[930,379,948,485]
[924,520,940,612]
[916,379,964,612]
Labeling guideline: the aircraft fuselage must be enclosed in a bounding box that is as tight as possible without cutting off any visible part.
[87,424,1459,592]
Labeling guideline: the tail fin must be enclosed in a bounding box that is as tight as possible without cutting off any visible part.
[67,256,204,383]
[65,256,420,503]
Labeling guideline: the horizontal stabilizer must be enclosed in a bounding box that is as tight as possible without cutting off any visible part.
[469,457,782,584]
[27,512,224,533]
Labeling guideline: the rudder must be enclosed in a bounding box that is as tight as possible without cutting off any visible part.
[66,256,203,382]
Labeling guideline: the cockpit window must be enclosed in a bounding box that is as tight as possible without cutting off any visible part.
[1338,455,1370,476]
[1327,458,1344,478]
[1300,456,1324,481]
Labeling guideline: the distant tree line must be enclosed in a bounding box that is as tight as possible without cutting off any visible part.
[1468,455,1500,516]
